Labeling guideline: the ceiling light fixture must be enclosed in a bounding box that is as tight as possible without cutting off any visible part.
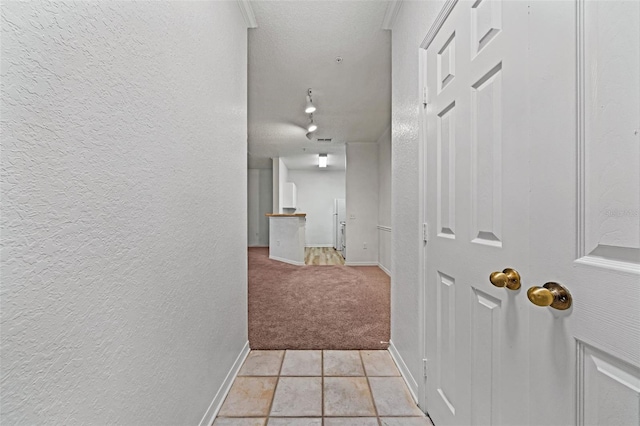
[319,154,328,168]
[305,88,316,113]
[307,114,317,133]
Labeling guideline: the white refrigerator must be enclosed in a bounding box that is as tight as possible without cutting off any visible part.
[333,198,346,255]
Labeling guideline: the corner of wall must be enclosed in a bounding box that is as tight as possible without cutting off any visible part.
[198,342,250,426]
[388,340,419,404]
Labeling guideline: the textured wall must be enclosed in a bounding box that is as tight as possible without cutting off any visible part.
[248,169,272,246]
[377,127,392,228]
[277,158,289,213]
[288,170,346,247]
[390,0,444,398]
[377,127,392,274]
[345,143,379,264]
[0,2,248,424]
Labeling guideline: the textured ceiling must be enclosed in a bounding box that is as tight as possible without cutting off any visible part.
[248,1,391,169]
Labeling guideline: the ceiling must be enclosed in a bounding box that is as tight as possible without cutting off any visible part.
[247,1,392,170]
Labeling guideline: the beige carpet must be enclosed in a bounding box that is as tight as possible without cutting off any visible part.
[248,247,390,350]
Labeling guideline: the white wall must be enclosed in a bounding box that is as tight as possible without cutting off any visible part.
[345,143,379,264]
[0,2,249,424]
[268,217,306,266]
[390,0,445,402]
[248,168,272,246]
[288,170,346,246]
[377,127,392,275]
[272,158,280,212]
[271,157,290,214]
[248,169,260,245]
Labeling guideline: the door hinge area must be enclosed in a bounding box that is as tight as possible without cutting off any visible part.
[422,223,430,243]
[423,358,428,377]
[422,86,429,107]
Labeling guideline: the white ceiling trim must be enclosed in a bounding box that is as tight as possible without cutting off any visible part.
[382,0,403,30]
[237,0,257,29]
[420,0,458,49]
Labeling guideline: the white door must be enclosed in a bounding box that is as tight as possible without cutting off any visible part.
[421,1,640,425]
[423,1,531,424]
[527,1,640,425]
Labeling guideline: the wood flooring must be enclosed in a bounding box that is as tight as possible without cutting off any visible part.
[304,247,345,265]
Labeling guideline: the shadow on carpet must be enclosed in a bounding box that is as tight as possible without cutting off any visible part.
[248,247,390,350]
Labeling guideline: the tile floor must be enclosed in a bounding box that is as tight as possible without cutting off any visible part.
[213,350,434,426]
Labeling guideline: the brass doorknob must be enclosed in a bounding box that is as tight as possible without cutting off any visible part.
[489,268,521,290]
[527,282,572,310]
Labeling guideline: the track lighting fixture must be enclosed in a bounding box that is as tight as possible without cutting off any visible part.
[307,114,317,133]
[305,88,316,113]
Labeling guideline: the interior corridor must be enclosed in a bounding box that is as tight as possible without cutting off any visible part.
[213,350,434,426]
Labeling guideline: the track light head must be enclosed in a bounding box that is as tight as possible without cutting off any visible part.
[305,95,316,114]
[307,114,317,133]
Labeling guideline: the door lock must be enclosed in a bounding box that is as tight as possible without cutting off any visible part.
[489,268,521,290]
[527,282,572,310]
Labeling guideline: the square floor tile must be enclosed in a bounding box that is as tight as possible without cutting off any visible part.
[361,351,400,376]
[380,418,433,425]
[369,377,423,416]
[270,377,322,417]
[218,377,277,417]
[239,351,284,376]
[323,377,376,417]
[280,350,322,376]
[213,419,266,426]
[323,351,364,376]
[267,418,322,426]
[323,418,379,425]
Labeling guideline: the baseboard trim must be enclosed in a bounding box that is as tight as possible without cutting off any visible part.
[198,341,250,426]
[269,255,305,266]
[378,263,391,277]
[344,261,379,266]
[305,244,334,248]
[388,340,420,405]
[248,245,268,248]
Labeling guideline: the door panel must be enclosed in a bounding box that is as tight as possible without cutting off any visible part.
[435,271,456,415]
[437,102,456,238]
[470,288,501,426]
[579,0,639,272]
[579,342,640,426]
[471,63,503,246]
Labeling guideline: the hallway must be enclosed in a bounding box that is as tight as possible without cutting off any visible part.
[3,1,638,424]
[214,350,433,425]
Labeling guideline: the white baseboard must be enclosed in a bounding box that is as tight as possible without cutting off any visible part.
[344,261,379,266]
[378,263,391,277]
[248,245,268,248]
[305,244,334,248]
[198,341,250,426]
[388,340,420,405]
[269,255,305,266]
